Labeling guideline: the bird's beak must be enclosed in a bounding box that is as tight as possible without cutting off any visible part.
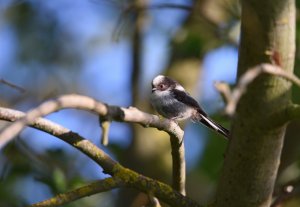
[151,88,156,93]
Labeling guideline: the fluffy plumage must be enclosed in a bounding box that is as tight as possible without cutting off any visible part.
[150,75,229,138]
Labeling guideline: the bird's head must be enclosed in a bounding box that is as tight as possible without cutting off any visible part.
[151,75,184,93]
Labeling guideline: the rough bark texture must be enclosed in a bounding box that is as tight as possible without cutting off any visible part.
[215,0,295,207]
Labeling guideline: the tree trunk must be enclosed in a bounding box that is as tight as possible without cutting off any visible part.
[215,0,295,207]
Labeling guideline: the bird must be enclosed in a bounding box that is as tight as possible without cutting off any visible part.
[150,75,229,139]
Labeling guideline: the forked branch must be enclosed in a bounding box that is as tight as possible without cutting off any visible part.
[0,94,187,203]
[215,63,300,117]
[0,107,198,207]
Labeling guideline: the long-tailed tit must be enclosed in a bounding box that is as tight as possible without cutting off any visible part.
[150,75,229,138]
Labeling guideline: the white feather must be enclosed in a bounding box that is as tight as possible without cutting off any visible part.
[201,115,219,130]
[152,75,165,86]
[175,84,185,91]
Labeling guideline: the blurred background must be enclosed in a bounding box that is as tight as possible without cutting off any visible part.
[0,0,299,206]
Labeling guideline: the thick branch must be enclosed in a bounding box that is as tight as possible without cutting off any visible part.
[0,107,198,207]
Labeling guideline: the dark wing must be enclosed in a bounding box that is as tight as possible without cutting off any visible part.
[171,89,207,117]
[172,89,229,138]
[172,89,229,139]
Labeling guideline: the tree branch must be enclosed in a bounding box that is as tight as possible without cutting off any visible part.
[0,94,183,149]
[0,107,117,174]
[215,64,300,116]
[0,94,187,195]
[99,115,111,146]
[213,81,231,105]
[0,94,186,194]
[31,178,123,207]
[170,135,186,195]
[0,107,199,207]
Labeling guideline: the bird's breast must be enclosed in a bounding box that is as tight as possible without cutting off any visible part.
[150,91,194,120]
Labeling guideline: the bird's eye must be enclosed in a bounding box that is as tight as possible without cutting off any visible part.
[158,84,165,90]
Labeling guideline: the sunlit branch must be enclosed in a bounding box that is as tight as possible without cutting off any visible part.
[0,107,199,207]
[215,64,300,116]
[0,94,186,194]
[0,94,183,149]
[214,81,231,105]
[0,107,117,174]
[0,93,186,195]
[99,115,111,146]
[170,135,186,195]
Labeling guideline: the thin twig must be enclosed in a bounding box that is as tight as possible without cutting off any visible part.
[214,81,231,105]
[99,113,111,146]
[218,64,300,116]
[100,119,110,146]
[0,78,26,93]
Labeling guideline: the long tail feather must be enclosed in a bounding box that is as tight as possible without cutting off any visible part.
[199,115,230,139]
